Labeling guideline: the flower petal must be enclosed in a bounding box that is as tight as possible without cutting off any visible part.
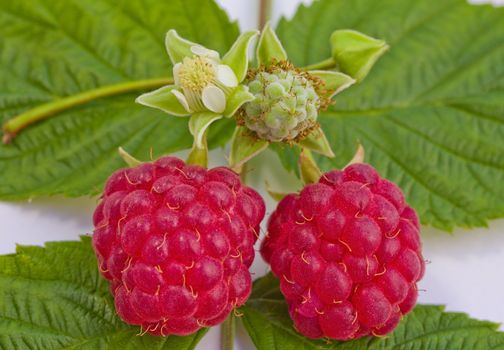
[308,70,355,98]
[216,65,238,87]
[173,63,182,86]
[135,85,190,116]
[165,29,199,64]
[330,29,389,82]
[171,89,192,113]
[191,45,220,60]
[202,85,226,113]
[256,22,288,66]
[222,31,259,82]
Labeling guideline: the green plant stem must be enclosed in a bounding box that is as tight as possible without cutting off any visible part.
[186,144,208,168]
[239,162,248,184]
[220,313,236,350]
[303,57,337,71]
[2,77,173,143]
[258,0,273,29]
[186,131,209,168]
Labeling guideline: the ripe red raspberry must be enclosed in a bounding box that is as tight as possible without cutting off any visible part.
[261,163,424,340]
[92,156,265,336]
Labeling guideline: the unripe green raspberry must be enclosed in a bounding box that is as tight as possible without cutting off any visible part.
[237,61,330,143]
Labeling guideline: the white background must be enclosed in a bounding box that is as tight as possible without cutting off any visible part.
[1,0,504,349]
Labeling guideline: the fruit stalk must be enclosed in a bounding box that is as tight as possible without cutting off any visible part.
[186,133,209,168]
[258,0,273,29]
[220,313,236,350]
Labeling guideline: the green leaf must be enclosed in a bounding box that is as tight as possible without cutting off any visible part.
[136,85,189,116]
[241,273,504,350]
[222,31,259,82]
[0,236,208,349]
[276,0,504,230]
[330,30,389,82]
[0,0,239,200]
[256,22,288,66]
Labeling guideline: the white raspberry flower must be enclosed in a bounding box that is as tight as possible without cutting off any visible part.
[136,29,258,150]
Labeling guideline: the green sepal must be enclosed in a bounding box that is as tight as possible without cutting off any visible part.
[135,85,190,116]
[330,29,389,82]
[229,126,268,171]
[224,85,255,118]
[223,31,259,82]
[165,29,199,64]
[345,143,365,168]
[189,112,222,149]
[297,127,335,157]
[256,22,288,66]
[117,147,142,167]
[299,149,322,184]
[309,70,355,98]
[187,112,222,169]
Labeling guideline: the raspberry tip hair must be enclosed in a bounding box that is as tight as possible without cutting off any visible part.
[283,274,295,284]
[160,324,168,337]
[301,251,310,264]
[352,312,359,325]
[375,266,387,276]
[338,239,353,252]
[386,228,401,239]
[372,330,388,338]
[233,309,244,317]
[150,322,160,333]
[121,257,133,273]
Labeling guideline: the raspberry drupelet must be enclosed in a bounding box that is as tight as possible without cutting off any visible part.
[261,163,424,340]
[92,156,265,336]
